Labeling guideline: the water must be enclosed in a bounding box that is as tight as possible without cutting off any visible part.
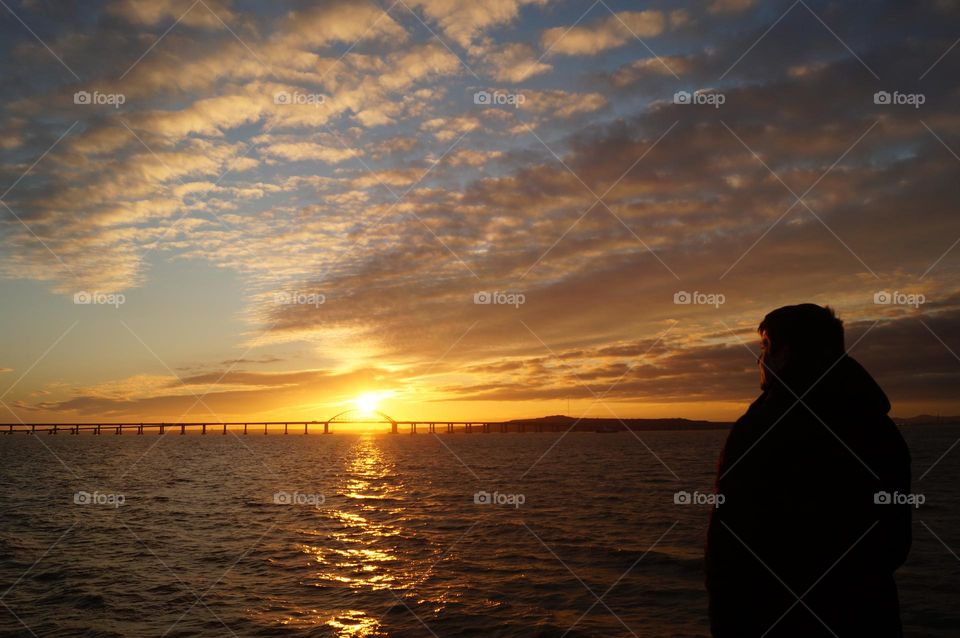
[0,427,957,637]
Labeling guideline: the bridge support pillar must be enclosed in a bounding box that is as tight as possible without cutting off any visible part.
[243,423,248,435]
[159,424,165,435]
[264,423,268,435]
[324,422,330,434]
[284,423,288,435]
[95,425,101,435]
[52,425,58,435]
[180,424,185,435]
[223,423,227,435]
[137,424,143,435]
[304,424,309,435]
[202,424,207,435]
[390,422,397,434]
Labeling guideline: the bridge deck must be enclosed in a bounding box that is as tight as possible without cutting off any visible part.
[0,421,571,434]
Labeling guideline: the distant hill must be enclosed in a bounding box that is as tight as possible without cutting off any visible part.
[893,415,960,426]
[507,415,732,432]
[505,414,960,431]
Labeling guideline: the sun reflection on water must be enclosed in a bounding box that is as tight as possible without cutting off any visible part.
[303,436,413,636]
[326,609,382,637]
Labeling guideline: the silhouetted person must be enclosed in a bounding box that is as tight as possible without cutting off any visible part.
[705,304,911,637]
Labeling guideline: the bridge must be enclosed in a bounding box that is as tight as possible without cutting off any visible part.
[0,409,569,435]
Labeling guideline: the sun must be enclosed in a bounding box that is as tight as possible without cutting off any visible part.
[352,391,390,416]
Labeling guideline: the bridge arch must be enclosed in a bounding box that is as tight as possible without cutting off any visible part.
[325,409,398,433]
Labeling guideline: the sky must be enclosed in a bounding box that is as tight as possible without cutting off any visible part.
[1,0,959,424]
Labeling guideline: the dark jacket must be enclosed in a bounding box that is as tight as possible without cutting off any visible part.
[705,355,911,637]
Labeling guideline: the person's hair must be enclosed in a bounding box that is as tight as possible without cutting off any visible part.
[758,304,845,361]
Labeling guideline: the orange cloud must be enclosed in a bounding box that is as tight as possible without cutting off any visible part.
[541,10,666,56]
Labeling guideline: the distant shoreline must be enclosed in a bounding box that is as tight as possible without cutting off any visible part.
[508,414,960,431]
[508,415,733,432]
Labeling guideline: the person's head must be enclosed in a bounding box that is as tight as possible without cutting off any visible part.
[757,304,844,390]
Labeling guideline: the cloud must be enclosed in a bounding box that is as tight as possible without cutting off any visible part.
[277,1,407,49]
[518,89,607,118]
[220,356,284,365]
[134,93,269,138]
[481,42,552,82]
[376,41,465,92]
[611,56,694,86]
[541,10,666,56]
[406,0,550,48]
[420,114,482,140]
[447,147,503,167]
[261,142,358,163]
[107,0,239,28]
[708,0,757,15]
[23,367,401,419]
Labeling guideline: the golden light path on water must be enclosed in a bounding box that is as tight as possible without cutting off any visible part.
[296,436,408,637]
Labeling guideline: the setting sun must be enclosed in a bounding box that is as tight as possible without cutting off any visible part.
[351,391,392,416]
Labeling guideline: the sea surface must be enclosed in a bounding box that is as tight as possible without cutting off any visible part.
[0,426,958,637]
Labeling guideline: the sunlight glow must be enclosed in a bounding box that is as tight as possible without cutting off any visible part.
[351,391,392,416]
